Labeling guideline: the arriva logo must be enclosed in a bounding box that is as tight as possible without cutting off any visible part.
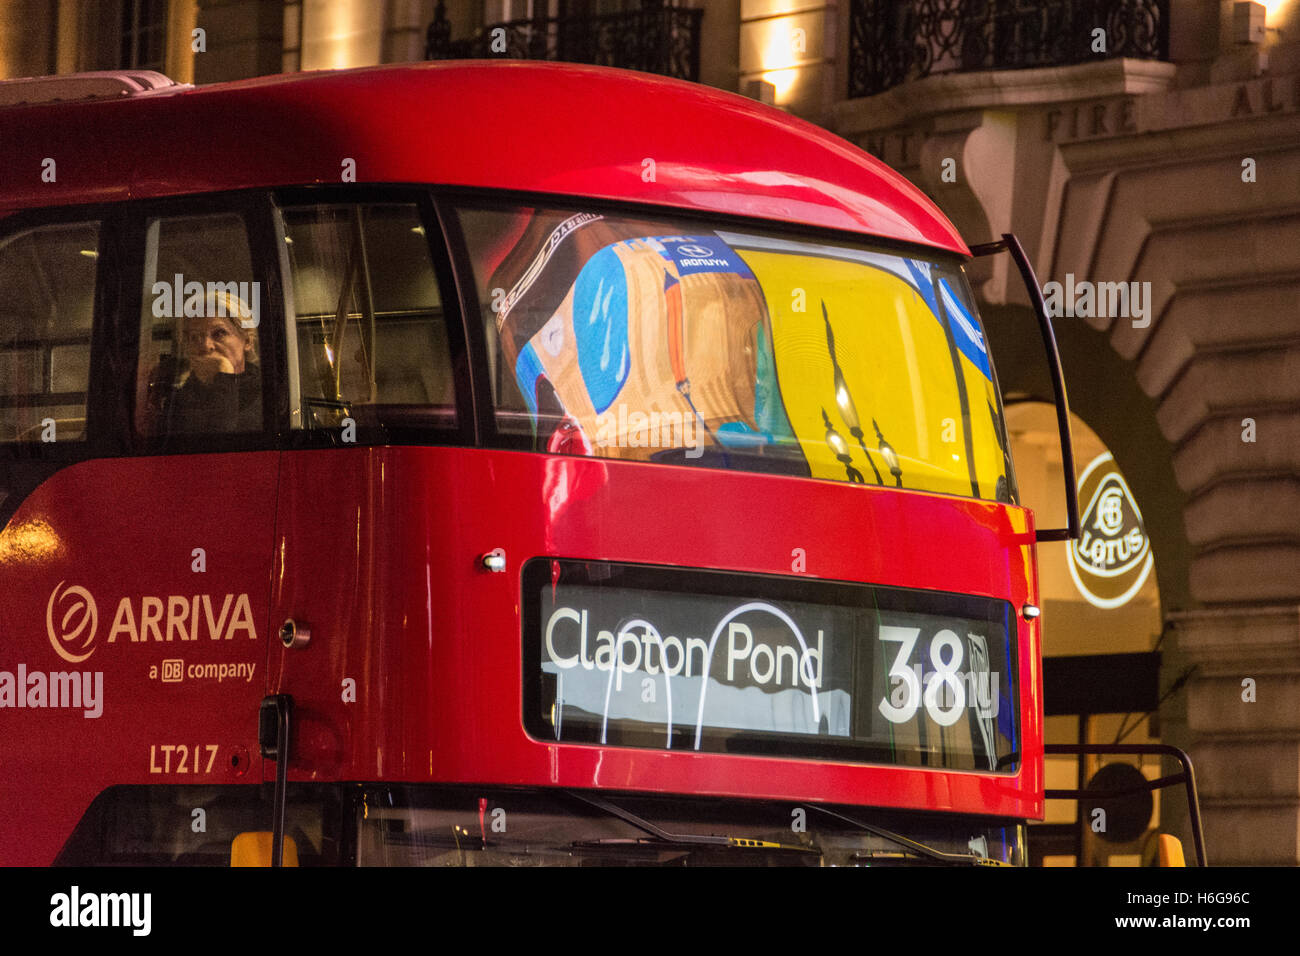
[46,583,259,661]
[46,581,98,664]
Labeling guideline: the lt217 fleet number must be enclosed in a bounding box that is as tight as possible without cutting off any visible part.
[149,744,218,774]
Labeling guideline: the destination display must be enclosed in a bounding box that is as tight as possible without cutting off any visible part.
[523,561,1018,771]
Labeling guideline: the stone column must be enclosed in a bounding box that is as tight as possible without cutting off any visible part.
[1171,606,1300,864]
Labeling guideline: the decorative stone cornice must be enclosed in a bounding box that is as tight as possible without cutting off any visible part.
[834,58,1177,134]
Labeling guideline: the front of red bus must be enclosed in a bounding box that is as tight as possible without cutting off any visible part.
[304,198,1044,866]
[248,114,1046,862]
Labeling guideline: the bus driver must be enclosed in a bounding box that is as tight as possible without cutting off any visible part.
[167,290,261,434]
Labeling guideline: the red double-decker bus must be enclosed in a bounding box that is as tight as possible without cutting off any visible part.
[0,61,1135,867]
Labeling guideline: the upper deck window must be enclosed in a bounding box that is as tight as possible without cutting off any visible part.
[0,221,99,444]
[281,203,455,435]
[456,204,1013,502]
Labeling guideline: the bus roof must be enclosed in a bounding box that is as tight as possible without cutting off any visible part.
[0,61,968,255]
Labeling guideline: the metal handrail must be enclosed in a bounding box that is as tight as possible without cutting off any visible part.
[1044,743,1206,866]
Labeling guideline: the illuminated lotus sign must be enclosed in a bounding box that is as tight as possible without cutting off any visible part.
[1068,452,1153,609]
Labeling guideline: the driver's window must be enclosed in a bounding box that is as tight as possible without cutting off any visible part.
[134,212,262,439]
[281,203,454,434]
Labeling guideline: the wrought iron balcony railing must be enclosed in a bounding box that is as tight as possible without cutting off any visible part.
[425,1,703,83]
[849,0,1170,99]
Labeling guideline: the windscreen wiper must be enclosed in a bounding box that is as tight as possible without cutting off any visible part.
[805,804,1005,866]
[567,791,820,857]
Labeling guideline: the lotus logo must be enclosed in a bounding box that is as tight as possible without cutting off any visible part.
[47,581,98,663]
[1067,453,1153,610]
[1094,486,1126,537]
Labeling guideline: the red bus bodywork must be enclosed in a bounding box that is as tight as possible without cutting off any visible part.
[0,62,1042,866]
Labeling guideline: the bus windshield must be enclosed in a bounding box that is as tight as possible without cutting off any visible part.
[457,204,1014,502]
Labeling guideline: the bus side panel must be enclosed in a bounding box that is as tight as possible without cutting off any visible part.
[269,446,1043,820]
[0,454,275,865]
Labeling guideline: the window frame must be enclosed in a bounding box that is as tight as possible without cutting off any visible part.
[272,185,476,452]
[117,190,285,456]
[119,0,168,73]
[0,207,117,452]
[0,203,128,456]
[0,202,126,532]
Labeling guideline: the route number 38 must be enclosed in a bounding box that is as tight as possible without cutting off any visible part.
[876,625,969,727]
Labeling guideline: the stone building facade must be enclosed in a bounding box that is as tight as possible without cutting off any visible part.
[829,2,1300,865]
